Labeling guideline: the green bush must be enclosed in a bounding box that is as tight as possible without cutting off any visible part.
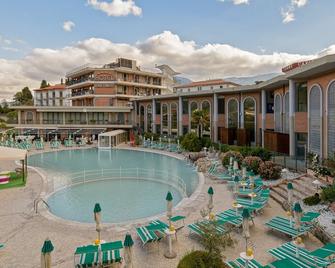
[218,145,271,161]
[303,193,321,206]
[258,161,281,180]
[221,151,243,166]
[178,250,228,268]
[242,156,263,174]
[200,137,212,148]
[181,132,202,152]
[321,185,335,202]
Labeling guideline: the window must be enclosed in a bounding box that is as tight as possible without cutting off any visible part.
[266,91,274,113]
[162,104,168,130]
[190,102,198,130]
[60,91,63,97]
[182,99,189,114]
[228,99,238,128]
[156,101,161,115]
[296,82,307,112]
[328,81,335,157]
[147,105,152,132]
[244,98,256,143]
[309,86,321,155]
[123,73,127,81]
[274,94,282,132]
[170,103,178,131]
[197,87,201,91]
[218,98,225,114]
[296,133,307,158]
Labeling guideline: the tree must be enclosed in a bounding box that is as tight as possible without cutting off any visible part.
[13,87,33,106]
[40,80,49,88]
[191,109,210,138]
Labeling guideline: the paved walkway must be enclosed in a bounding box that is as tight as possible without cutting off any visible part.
[0,146,324,268]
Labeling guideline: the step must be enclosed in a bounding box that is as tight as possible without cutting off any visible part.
[276,184,306,200]
[292,180,316,197]
[270,190,286,207]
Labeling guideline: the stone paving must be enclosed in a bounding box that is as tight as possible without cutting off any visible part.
[0,145,325,268]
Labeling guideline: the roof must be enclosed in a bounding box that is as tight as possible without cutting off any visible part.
[174,79,240,89]
[34,84,66,92]
[0,146,27,160]
[98,129,126,137]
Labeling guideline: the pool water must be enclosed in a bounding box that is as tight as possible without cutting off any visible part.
[28,148,198,223]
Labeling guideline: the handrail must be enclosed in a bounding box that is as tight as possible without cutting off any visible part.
[34,198,50,213]
[49,167,188,198]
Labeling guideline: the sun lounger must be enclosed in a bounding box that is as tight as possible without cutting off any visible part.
[265,216,312,238]
[235,257,264,268]
[101,241,123,266]
[216,209,243,227]
[269,242,330,268]
[310,243,335,262]
[301,211,321,223]
[136,225,164,246]
[267,258,301,268]
[188,220,227,236]
[74,245,99,268]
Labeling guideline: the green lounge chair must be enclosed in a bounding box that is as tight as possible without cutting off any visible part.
[74,245,99,268]
[101,241,123,266]
[188,220,227,236]
[265,216,312,238]
[136,225,164,246]
[267,258,301,268]
[235,257,264,268]
[216,209,243,226]
[311,243,335,262]
[301,211,321,223]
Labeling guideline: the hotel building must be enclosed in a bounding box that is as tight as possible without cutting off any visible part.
[11,54,335,160]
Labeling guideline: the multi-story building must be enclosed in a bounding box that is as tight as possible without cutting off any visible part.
[173,79,239,93]
[12,58,178,139]
[34,83,70,107]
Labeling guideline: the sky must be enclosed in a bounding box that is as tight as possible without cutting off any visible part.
[0,0,335,99]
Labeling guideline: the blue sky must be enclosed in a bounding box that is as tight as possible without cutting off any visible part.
[0,0,335,98]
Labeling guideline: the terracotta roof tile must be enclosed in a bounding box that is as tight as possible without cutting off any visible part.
[34,84,66,91]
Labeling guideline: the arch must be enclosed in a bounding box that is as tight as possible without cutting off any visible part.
[283,93,289,133]
[201,100,211,136]
[147,104,152,133]
[170,103,178,133]
[227,98,238,128]
[139,105,145,132]
[274,94,282,132]
[243,97,256,144]
[327,80,335,157]
[309,84,322,156]
[190,102,198,131]
[161,103,168,133]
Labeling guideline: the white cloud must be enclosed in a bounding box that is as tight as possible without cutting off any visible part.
[281,7,295,24]
[63,21,75,32]
[87,0,142,17]
[218,0,249,5]
[0,31,332,99]
[292,0,308,7]
[0,35,12,45]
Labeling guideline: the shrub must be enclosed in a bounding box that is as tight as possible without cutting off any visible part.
[177,250,228,268]
[259,161,281,180]
[200,136,212,148]
[181,132,202,152]
[242,156,263,174]
[239,147,272,161]
[321,185,335,202]
[220,151,243,166]
[303,193,321,206]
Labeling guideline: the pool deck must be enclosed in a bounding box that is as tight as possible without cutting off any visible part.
[0,144,325,268]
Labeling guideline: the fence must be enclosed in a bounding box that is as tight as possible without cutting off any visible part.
[47,167,188,198]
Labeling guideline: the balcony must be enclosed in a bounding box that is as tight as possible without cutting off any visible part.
[264,130,289,154]
[71,89,95,97]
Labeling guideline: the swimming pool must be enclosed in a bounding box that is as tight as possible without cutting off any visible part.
[28,148,198,223]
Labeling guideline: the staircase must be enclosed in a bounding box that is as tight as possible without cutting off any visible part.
[269,175,323,209]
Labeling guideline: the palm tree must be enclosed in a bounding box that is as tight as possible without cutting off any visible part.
[191,109,210,138]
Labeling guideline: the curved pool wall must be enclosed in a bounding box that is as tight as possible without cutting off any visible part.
[28,148,199,223]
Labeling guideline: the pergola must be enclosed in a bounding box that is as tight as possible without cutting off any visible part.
[0,146,28,182]
[98,130,127,149]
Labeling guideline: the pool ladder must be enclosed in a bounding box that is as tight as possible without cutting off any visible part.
[34,198,50,213]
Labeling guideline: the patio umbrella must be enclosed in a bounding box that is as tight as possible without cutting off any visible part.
[207,186,214,216]
[242,208,250,240]
[166,191,173,226]
[234,175,239,194]
[293,202,303,230]
[123,233,134,268]
[41,238,54,268]
[287,183,293,207]
[94,203,102,242]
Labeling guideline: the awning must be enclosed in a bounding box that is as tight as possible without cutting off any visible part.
[0,146,27,161]
[98,130,126,137]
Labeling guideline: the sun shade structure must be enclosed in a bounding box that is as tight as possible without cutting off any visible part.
[94,203,102,243]
[124,233,134,268]
[207,186,214,215]
[41,238,54,268]
[0,146,28,182]
[287,182,293,207]
[98,129,127,149]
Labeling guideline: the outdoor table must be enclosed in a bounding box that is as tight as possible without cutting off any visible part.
[240,181,248,191]
[248,192,257,205]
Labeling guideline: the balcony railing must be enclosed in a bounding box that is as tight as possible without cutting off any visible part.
[19,119,133,126]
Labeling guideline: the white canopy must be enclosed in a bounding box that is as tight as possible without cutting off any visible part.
[99,130,126,137]
[98,130,127,149]
[0,146,27,161]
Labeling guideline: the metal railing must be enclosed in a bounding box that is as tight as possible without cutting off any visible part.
[47,168,187,198]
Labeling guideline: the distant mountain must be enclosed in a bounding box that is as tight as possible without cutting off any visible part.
[173,76,192,85]
[225,73,281,85]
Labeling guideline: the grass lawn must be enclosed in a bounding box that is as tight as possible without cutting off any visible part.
[0,172,26,190]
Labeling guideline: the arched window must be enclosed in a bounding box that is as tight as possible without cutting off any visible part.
[201,101,211,136]
[328,81,335,157]
[190,102,198,131]
[147,104,152,132]
[170,103,178,133]
[283,93,289,133]
[139,106,145,132]
[243,98,256,144]
[162,104,168,132]
[309,85,322,155]
[227,99,238,128]
[274,94,282,132]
